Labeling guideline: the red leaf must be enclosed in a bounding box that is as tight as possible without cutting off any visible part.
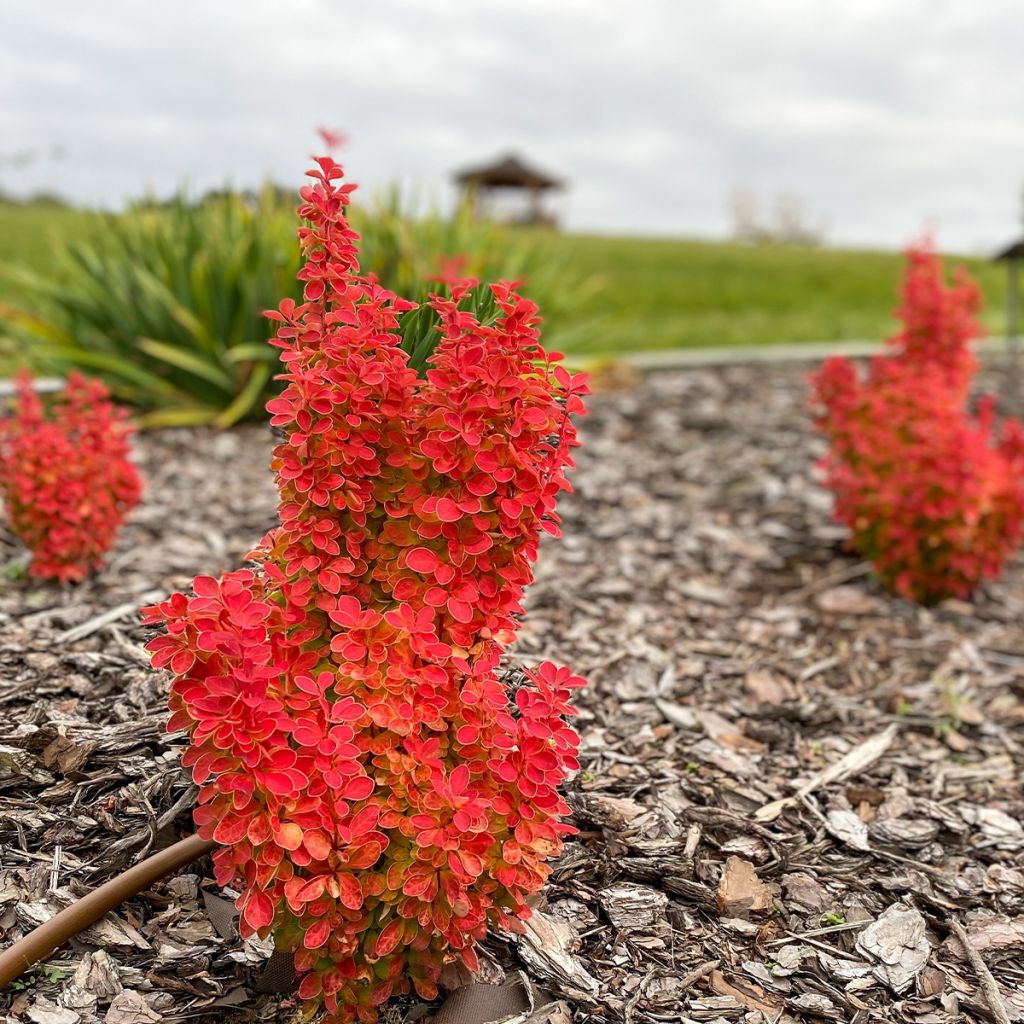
[213,815,248,845]
[450,764,469,796]
[304,829,333,861]
[348,804,381,836]
[435,498,461,522]
[406,547,439,573]
[375,919,403,957]
[241,889,274,932]
[192,576,220,598]
[343,775,374,801]
[297,972,322,999]
[446,598,473,623]
[329,595,361,626]
[336,871,363,910]
[296,875,328,904]
[303,918,331,949]
[262,770,300,796]
[274,822,304,851]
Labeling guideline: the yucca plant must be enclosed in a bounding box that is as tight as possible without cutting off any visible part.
[0,188,298,427]
[0,181,602,427]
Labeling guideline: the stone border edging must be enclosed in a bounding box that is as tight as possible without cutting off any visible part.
[568,335,1018,371]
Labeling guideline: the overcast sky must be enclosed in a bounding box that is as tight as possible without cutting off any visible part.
[2,0,1023,252]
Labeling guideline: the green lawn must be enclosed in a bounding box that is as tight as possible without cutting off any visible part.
[536,232,1009,353]
[0,203,96,301]
[0,204,97,374]
[0,202,1011,375]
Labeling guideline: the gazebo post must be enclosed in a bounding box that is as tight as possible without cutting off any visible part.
[994,239,1024,408]
[528,185,542,223]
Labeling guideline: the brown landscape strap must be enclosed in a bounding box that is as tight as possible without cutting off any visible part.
[430,975,541,1024]
[201,891,296,993]
[254,950,297,994]
[201,890,239,939]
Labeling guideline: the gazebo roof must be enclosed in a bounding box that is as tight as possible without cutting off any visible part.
[454,153,563,190]
[995,238,1024,261]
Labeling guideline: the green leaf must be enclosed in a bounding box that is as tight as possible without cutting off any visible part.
[215,363,272,428]
[138,405,221,428]
[41,345,182,396]
[224,342,278,363]
[137,337,235,388]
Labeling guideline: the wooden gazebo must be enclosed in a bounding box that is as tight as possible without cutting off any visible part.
[453,153,564,227]
[995,238,1024,345]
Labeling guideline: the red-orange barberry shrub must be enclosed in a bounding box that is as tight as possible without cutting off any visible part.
[0,372,143,582]
[810,244,1024,603]
[143,155,589,1022]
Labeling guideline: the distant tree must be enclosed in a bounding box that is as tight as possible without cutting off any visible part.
[774,191,823,246]
[23,191,71,209]
[729,186,763,242]
[729,186,824,246]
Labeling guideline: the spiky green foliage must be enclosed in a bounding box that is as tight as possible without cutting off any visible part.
[1,189,299,426]
[0,184,600,426]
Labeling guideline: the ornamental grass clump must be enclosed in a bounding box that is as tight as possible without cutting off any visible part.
[143,155,588,1022]
[0,372,142,582]
[0,188,300,427]
[0,165,599,427]
[811,244,1024,604]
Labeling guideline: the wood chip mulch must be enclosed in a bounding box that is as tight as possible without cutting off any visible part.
[1,363,1023,1024]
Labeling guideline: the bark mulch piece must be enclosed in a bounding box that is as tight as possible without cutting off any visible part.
[2,365,1023,1023]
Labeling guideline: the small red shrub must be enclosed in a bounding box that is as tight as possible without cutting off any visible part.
[0,372,142,582]
[810,245,1024,603]
[143,156,588,1022]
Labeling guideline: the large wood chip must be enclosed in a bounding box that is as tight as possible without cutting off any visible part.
[104,990,163,1024]
[945,913,1024,956]
[744,669,797,704]
[598,882,668,931]
[816,585,883,615]
[694,709,765,751]
[72,949,123,1000]
[26,1000,80,1024]
[825,807,871,851]
[856,903,931,993]
[961,806,1024,850]
[790,992,837,1014]
[781,871,829,912]
[717,856,775,918]
[0,743,54,784]
[42,734,98,775]
[574,792,648,829]
[517,910,600,1000]
[709,970,783,1015]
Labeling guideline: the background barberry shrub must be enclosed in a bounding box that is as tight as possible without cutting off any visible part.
[810,244,1024,604]
[0,371,143,582]
[143,155,589,1022]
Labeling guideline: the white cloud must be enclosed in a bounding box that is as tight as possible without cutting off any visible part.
[2,0,1023,250]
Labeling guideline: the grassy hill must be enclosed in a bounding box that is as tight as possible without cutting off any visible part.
[0,203,97,298]
[544,232,1009,353]
[0,203,1011,374]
